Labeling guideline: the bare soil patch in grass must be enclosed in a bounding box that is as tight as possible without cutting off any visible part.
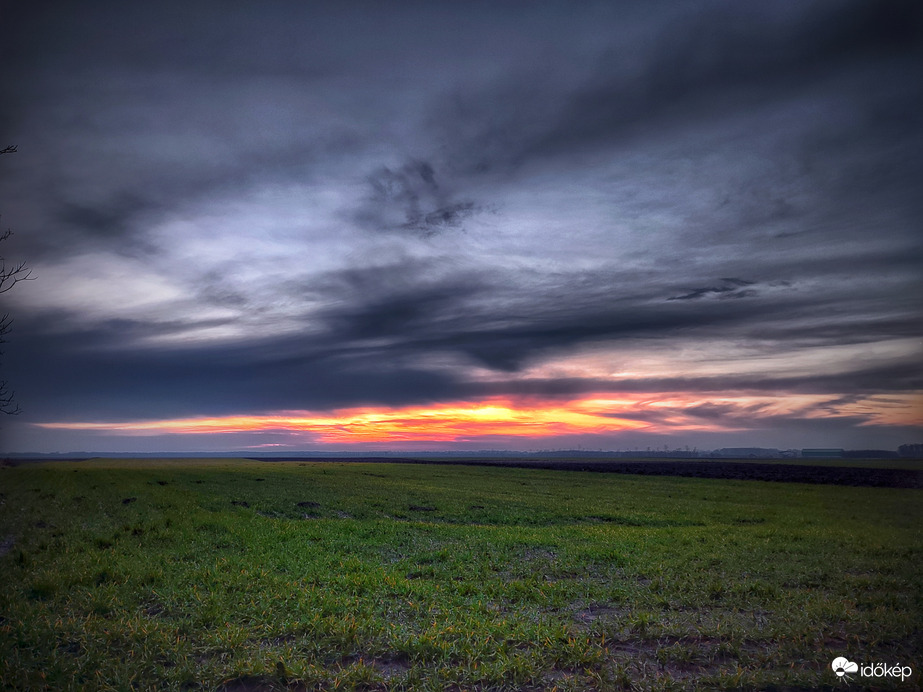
[573,603,629,626]
[216,675,299,692]
[368,655,412,680]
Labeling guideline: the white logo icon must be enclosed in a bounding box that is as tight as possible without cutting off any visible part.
[832,657,859,679]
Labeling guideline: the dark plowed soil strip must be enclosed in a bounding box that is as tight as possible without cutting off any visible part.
[448,460,923,488]
[250,457,922,488]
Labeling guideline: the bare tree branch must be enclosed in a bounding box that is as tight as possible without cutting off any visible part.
[1,228,34,294]
[0,261,33,293]
[0,310,21,414]
[0,144,28,415]
[0,380,21,415]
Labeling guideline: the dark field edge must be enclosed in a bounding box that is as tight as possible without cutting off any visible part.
[4,455,921,488]
[246,457,923,488]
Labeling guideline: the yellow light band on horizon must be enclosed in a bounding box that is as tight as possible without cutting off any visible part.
[33,398,649,441]
[34,392,918,442]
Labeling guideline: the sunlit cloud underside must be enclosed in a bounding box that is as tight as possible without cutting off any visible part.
[33,393,922,446]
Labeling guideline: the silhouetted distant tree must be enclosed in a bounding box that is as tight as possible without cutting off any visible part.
[1,144,31,414]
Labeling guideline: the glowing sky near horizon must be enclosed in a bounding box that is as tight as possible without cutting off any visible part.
[1,1,921,453]
[32,392,923,448]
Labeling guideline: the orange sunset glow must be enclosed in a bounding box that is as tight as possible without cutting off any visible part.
[34,398,646,443]
[33,392,908,446]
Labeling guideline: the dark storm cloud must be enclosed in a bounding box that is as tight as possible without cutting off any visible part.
[472,360,923,401]
[9,249,918,424]
[5,0,921,260]
[1,2,374,260]
[602,401,904,436]
[8,314,463,421]
[419,0,923,285]
[304,261,775,372]
[435,0,923,172]
[355,160,479,236]
[11,288,919,423]
[17,130,354,260]
[668,278,756,301]
[305,257,918,374]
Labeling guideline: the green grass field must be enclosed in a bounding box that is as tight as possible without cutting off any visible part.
[1,459,920,691]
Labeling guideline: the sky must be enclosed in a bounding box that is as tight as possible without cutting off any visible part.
[1,0,921,454]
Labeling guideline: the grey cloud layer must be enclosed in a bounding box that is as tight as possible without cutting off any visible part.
[7,256,919,421]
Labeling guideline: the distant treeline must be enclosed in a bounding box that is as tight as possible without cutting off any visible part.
[5,444,923,460]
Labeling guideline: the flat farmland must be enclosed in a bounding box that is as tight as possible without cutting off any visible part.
[0,459,920,691]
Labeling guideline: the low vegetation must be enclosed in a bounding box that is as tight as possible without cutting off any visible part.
[1,458,920,690]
